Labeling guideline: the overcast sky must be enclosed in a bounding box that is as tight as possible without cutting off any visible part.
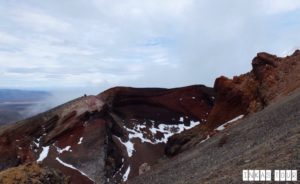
[1,0,300,94]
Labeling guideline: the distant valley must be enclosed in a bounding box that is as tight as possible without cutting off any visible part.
[0,89,51,125]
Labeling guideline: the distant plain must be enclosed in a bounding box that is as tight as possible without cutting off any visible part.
[0,89,50,125]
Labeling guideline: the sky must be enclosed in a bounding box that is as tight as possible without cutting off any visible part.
[1,0,300,97]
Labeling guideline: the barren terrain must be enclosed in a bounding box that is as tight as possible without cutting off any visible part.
[129,89,300,184]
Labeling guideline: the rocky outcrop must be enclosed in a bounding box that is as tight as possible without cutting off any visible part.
[166,50,300,155]
[207,50,300,128]
[0,163,69,184]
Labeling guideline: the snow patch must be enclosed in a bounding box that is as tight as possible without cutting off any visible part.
[125,119,201,144]
[200,135,210,143]
[215,115,244,131]
[116,118,202,161]
[56,157,76,169]
[33,142,39,147]
[37,146,49,162]
[78,137,83,144]
[115,136,135,157]
[55,145,72,154]
[186,120,200,130]
[123,166,131,182]
[112,158,125,179]
[56,157,94,182]
[33,137,42,148]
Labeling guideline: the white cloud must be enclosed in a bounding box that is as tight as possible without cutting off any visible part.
[262,0,300,14]
[0,31,20,44]
[11,8,71,32]
[0,0,299,97]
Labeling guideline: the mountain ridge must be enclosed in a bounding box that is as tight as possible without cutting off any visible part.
[0,50,300,183]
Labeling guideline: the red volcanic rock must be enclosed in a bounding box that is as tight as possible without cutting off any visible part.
[166,50,300,155]
[205,76,249,129]
[0,85,214,183]
[98,85,215,182]
[0,51,300,183]
[207,50,300,129]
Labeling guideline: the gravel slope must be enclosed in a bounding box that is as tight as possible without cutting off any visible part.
[128,89,300,184]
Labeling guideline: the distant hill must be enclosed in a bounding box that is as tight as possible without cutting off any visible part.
[0,89,51,125]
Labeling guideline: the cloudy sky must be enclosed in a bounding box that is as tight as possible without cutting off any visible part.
[1,0,300,94]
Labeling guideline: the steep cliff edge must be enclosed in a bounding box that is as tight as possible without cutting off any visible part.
[166,50,300,155]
